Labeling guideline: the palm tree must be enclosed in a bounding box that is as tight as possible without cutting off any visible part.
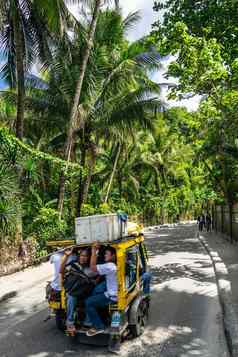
[13,9,162,217]
[76,84,162,215]
[0,0,78,140]
[57,0,104,217]
[0,1,47,138]
[99,138,159,203]
[57,7,162,216]
[104,142,121,203]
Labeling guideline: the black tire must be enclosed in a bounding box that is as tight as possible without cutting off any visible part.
[129,300,149,338]
[55,309,66,331]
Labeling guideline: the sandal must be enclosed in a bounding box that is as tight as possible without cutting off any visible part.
[86,328,105,337]
[66,325,76,336]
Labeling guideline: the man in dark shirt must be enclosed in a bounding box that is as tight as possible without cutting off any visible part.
[60,248,97,334]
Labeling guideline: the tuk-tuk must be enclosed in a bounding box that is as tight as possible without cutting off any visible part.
[46,226,150,352]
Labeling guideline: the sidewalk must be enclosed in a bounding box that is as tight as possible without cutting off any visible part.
[199,230,238,357]
[0,261,51,303]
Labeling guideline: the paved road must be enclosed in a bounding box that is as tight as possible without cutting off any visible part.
[0,224,229,357]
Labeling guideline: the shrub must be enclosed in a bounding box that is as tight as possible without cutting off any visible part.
[0,199,18,239]
[32,208,67,248]
[97,203,111,214]
[80,204,96,217]
[0,163,19,241]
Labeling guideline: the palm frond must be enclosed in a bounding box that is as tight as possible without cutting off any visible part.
[0,25,16,87]
[122,11,141,34]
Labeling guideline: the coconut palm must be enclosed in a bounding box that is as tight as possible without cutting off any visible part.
[97,136,160,205]
[57,0,105,216]
[0,0,79,140]
[56,7,162,216]
[75,80,162,214]
[7,8,162,217]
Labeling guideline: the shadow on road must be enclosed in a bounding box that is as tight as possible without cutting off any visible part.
[124,282,223,357]
[0,290,220,357]
[0,291,17,304]
[0,224,228,357]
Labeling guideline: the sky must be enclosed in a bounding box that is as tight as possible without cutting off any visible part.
[118,0,200,110]
[0,1,199,111]
[69,0,157,41]
[69,0,200,111]
[119,0,158,41]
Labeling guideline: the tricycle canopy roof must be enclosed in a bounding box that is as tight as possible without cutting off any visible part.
[46,233,144,250]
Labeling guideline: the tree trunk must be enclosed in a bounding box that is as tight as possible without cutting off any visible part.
[13,10,25,140]
[229,203,233,244]
[57,173,66,217]
[57,0,102,217]
[212,205,215,231]
[12,9,24,243]
[221,204,224,233]
[76,143,97,216]
[82,143,97,205]
[118,174,122,199]
[76,143,87,217]
[104,143,121,203]
[160,206,165,224]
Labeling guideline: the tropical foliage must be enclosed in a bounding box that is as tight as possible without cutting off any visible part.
[152,0,238,221]
[0,1,226,258]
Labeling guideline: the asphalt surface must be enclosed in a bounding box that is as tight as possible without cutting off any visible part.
[0,224,229,357]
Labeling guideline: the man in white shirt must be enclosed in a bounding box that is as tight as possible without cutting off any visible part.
[50,249,77,291]
[86,244,118,337]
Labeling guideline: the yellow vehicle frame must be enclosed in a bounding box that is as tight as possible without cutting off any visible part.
[47,234,146,312]
[111,235,145,311]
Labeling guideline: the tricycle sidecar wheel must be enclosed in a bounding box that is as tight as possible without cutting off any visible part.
[55,309,66,331]
[129,300,149,337]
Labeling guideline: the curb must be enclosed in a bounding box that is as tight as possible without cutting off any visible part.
[198,232,238,357]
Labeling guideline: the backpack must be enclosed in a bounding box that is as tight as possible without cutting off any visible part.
[63,262,94,298]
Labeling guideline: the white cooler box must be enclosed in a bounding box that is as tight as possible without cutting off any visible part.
[75,214,128,244]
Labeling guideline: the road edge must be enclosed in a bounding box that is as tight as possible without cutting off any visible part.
[0,254,51,278]
[198,232,238,357]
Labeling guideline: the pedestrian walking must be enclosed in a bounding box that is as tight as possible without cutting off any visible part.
[206,213,212,232]
[197,214,205,232]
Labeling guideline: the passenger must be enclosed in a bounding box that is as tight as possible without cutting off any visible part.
[138,252,151,295]
[50,248,77,292]
[142,272,152,295]
[60,248,98,334]
[86,244,118,337]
